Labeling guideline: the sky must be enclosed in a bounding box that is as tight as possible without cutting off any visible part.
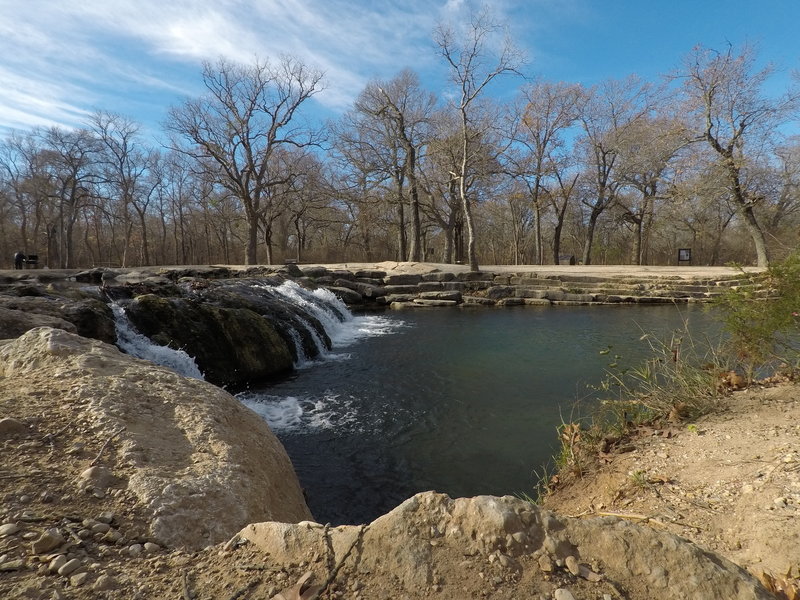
[1,0,798,141]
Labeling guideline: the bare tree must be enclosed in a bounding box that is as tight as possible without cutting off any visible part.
[679,44,800,266]
[355,69,436,261]
[578,76,654,264]
[506,80,584,264]
[434,8,523,271]
[166,56,324,265]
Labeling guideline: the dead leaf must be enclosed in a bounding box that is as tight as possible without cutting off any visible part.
[271,571,323,600]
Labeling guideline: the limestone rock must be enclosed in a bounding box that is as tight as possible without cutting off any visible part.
[239,491,771,599]
[0,327,312,550]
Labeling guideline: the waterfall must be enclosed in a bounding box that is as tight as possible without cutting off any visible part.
[110,303,204,379]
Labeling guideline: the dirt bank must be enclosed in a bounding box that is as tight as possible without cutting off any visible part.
[543,382,800,592]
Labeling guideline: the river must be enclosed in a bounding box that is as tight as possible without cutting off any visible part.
[238,303,721,524]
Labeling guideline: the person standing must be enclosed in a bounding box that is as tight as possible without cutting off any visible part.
[13,251,25,269]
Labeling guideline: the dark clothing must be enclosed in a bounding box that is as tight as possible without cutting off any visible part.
[13,252,25,269]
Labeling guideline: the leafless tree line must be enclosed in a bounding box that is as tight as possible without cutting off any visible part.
[1,16,798,270]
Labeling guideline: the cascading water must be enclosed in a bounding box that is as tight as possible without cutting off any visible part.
[110,303,204,379]
[237,280,405,429]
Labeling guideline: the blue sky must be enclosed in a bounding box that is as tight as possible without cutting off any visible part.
[1,0,798,140]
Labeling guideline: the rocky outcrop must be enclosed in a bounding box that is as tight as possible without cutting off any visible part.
[0,328,312,550]
[0,286,115,342]
[121,293,294,387]
[297,265,763,308]
[239,492,771,599]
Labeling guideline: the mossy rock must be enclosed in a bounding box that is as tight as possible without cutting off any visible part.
[124,294,292,387]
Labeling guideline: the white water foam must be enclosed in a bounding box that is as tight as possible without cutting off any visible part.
[264,280,406,362]
[111,304,204,379]
[238,392,356,433]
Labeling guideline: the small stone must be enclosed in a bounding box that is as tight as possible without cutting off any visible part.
[32,528,65,554]
[19,494,31,503]
[0,523,20,537]
[94,574,117,591]
[0,558,26,571]
[565,555,580,576]
[58,558,83,576]
[79,466,116,490]
[774,497,788,508]
[554,589,576,600]
[538,555,554,572]
[70,571,90,587]
[0,417,29,437]
[97,512,115,524]
[39,490,55,503]
[91,523,111,534]
[143,542,160,553]
[578,564,603,582]
[102,530,123,543]
[128,543,143,557]
[49,555,67,573]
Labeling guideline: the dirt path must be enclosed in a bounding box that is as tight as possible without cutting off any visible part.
[543,382,800,583]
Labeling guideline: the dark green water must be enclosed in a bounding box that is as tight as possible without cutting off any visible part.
[240,304,719,524]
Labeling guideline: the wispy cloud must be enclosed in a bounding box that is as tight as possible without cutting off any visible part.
[0,0,528,135]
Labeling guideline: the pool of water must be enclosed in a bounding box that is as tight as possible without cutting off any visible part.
[240,304,720,524]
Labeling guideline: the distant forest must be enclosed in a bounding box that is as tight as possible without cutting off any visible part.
[1,17,798,269]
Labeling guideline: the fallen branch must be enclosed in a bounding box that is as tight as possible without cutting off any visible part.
[90,426,126,467]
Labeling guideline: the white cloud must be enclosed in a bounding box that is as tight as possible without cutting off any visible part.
[0,0,535,132]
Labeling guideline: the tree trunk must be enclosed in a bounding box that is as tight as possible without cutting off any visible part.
[741,205,769,267]
[246,217,258,265]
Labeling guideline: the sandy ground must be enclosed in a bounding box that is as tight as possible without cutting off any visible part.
[543,382,800,586]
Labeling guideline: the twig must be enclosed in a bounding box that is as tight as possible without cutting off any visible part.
[42,423,71,445]
[182,570,193,600]
[308,524,368,600]
[227,580,259,600]
[90,426,126,466]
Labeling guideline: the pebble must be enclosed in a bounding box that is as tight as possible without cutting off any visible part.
[49,555,67,573]
[0,523,21,537]
[102,530,123,543]
[128,543,144,557]
[554,589,576,600]
[94,574,117,591]
[70,572,90,587]
[144,542,160,553]
[97,511,115,524]
[774,497,788,508]
[91,523,111,534]
[32,528,65,554]
[565,555,580,576]
[538,555,554,572]
[58,558,83,576]
[0,558,26,571]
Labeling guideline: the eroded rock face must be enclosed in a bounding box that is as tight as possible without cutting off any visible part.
[0,327,312,550]
[239,492,771,600]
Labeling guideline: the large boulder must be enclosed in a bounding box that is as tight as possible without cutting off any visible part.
[0,327,312,549]
[239,491,771,599]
